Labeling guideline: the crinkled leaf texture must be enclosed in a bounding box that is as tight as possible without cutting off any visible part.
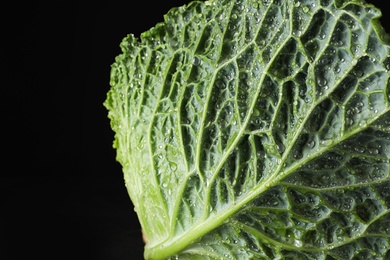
[104,0,390,259]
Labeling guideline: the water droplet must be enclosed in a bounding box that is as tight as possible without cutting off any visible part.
[293,151,303,159]
[317,78,328,87]
[192,56,202,66]
[368,148,379,155]
[276,143,285,154]
[294,239,303,247]
[169,162,177,171]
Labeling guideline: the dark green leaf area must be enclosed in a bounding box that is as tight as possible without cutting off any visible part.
[182,182,390,259]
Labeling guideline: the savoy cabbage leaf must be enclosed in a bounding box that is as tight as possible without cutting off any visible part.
[104,0,390,259]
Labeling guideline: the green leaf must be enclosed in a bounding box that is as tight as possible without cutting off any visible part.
[104,0,390,259]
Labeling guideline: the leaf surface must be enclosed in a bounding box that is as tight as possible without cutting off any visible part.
[104,0,390,259]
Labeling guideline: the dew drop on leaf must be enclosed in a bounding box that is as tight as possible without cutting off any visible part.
[317,78,327,87]
[169,162,177,171]
[307,140,315,149]
[294,239,303,247]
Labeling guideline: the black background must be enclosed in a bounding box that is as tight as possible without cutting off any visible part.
[1,1,389,260]
[1,1,191,260]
